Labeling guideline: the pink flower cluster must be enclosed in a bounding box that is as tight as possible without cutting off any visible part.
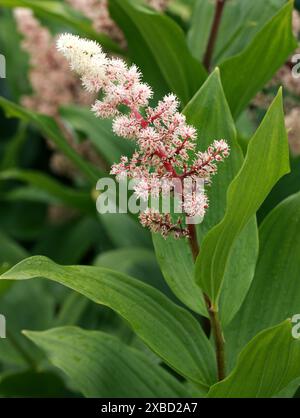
[57,34,229,238]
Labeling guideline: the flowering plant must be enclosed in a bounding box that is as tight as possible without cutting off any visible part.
[0,0,299,399]
[57,34,229,239]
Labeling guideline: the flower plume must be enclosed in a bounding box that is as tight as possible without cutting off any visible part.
[57,34,230,238]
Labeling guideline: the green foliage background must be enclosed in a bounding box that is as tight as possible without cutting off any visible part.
[0,0,299,398]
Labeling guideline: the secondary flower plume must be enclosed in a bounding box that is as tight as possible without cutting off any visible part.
[66,0,170,48]
[14,8,103,181]
[57,34,229,238]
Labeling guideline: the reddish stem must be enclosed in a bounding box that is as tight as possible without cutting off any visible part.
[188,224,226,382]
[203,0,227,71]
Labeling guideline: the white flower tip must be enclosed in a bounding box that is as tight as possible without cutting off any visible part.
[56,33,78,55]
[56,33,107,77]
[56,33,104,57]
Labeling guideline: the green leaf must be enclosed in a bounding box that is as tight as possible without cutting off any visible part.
[0,0,122,54]
[109,0,207,104]
[184,69,242,233]
[1,256,217,388]
[220,1,297,118]
[0,97,101,184]
[225,192,300,368]
[60,105,134,165]
[0,169,94,213]
[208,321,300,398]
[152,234,206,315]
[153,69,237,316]
[218,218,258,326]
[25,326,191,397]
[189,71,258,324]
[195,89,290,304]
[153,70,258,323]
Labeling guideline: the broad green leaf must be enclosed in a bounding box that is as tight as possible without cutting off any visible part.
[208,321,300,398]
[189,72,258,324]
[218,217,258,326]
[220,1,297,118]
[1,256,217,388]
[60,105,134,166]
[0,97,101,184]
[225,192,300,368]
[184,69,242,233]
[25,326,191,398]
[0,169,94,213]
[152,234,206,315]
[0,0,122,54]
[195,90,290,304]
[153,70,258,323]
[109,0,207,104]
